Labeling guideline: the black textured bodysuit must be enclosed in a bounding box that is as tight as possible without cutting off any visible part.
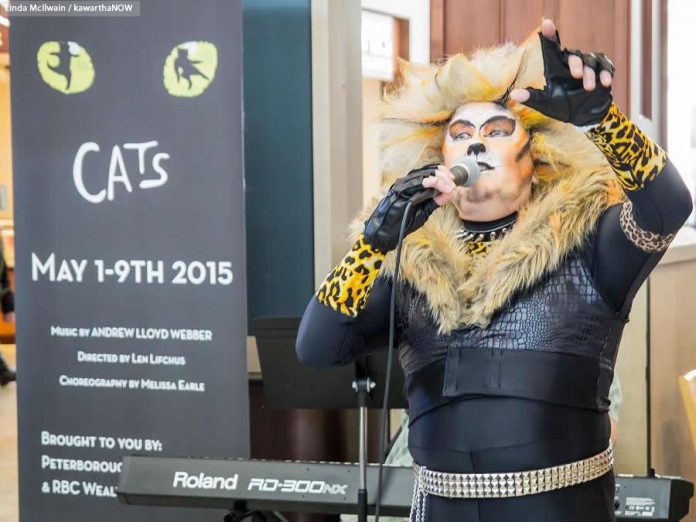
[296,159,691,521]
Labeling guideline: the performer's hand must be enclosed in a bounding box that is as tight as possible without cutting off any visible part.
[363,165,445,252]
[422,165,457,206]
[3,312,13,323]
[509,19,615,126]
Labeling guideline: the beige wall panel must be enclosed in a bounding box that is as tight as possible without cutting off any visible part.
[650,255,696,522]
[614,284,649,474]
[312,0,364,282]
[362,79,383,206]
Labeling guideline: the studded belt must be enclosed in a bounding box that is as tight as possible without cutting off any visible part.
[409,444,614,521]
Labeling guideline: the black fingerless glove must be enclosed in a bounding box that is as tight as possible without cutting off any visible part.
[363,165,440,252]
[523,31,614,127]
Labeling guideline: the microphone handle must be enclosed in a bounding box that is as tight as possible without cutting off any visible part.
[408,188,437,205]
[408,167,472,205]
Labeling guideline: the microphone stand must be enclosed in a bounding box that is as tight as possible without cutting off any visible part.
[353,374,375,522]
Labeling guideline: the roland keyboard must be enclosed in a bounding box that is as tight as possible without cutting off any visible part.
[117,456,693,520]
[117,456,413,516]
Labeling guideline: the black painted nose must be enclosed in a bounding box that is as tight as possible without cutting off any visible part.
[467,143,486,156]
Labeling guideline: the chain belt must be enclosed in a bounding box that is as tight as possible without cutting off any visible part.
[409,444,613,521]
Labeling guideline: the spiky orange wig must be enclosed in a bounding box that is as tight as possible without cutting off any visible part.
[351,29,627,330]
[377,29,623,203]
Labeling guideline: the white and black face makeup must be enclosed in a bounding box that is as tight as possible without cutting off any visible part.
[442,101,535,222]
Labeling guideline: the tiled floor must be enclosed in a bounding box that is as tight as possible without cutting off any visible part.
[0,344,17,522]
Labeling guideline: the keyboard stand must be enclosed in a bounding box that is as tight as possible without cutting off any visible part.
[223,506,289,522]
[254,317,408,522]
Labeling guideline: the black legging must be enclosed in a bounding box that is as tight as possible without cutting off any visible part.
[407,396,616,522]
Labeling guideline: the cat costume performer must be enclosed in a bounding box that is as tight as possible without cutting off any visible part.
[296,22,692,521]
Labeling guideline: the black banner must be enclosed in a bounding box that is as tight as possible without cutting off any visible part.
[10,1,248,520]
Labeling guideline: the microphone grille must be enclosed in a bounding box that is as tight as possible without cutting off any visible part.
[451,157,481,187]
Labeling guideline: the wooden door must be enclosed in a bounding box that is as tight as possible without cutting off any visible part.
[430,0,631,112]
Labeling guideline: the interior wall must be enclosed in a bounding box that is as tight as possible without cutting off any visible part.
[362,78,382,205]
[361,0,430,64]
[360,2,424,204]
[614,285,649,474]
[243,0,315,330]
[311,0,363,279]
[649,244,696,522]
[666,0,696,210]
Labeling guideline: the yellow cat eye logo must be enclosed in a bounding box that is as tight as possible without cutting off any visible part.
[163,41,218,97]
[37,41,95,94]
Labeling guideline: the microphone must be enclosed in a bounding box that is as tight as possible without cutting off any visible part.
[409,156,481,205]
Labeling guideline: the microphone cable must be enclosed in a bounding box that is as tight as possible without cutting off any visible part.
[372,160,480,519]
[373,199,414,522]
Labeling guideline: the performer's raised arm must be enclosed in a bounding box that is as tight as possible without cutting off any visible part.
[583,106,692,313]
[510,19,692,315]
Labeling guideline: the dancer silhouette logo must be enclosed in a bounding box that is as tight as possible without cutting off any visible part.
[163,41,218,97]
[37,41,95,94]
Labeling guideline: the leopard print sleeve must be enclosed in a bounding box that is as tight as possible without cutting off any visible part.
[581,105,692,312]
[586,103,667,192]
[316,234,386,317]
[618,200,677,253]
[586,103,679,252]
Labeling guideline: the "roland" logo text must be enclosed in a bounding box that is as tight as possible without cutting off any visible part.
[172,471,238,490]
